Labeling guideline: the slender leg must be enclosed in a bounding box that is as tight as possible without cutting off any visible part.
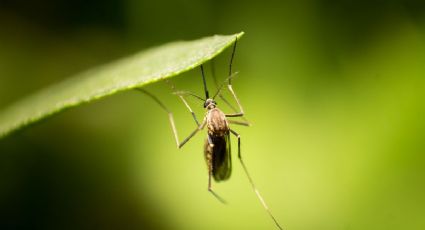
[229,129,283,230]
[166,80,200,126]
[211,60,243,113]
[210,60,239,112]
[228,37,237,85]
[210,59,249,122]
[227,120,250,127]
[225,38,245,118]
[178,95,200,126]
[208,174,227,204]
[224,85,245,117]
[136,88,205,148]
[178,120,206,148]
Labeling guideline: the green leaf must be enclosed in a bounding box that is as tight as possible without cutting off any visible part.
[0,32,244,138]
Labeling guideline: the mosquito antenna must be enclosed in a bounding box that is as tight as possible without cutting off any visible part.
[173,91,205,101]
[228,37,238,85]
[200,65,209,99]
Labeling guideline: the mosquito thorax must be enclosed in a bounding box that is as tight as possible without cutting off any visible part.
[204,98,217,110]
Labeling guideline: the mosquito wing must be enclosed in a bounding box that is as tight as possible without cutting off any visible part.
[204,133,232,182]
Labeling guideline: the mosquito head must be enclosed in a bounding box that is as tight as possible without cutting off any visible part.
[204,98,217,110]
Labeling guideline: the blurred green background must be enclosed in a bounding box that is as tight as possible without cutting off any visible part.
[1,0,425,229]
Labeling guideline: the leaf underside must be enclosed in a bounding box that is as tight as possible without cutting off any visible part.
[0,32,244,138]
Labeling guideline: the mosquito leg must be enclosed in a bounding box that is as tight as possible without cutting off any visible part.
[225,38,245,118]
[228,37,237,85]
[211,60,236,111]
[178,119,206,148]
[178,95,200,126]
[210,60,249,123]
[227,120,250,127]
[136,88,205,148]
[229,129,283,230]
[166,80,200,126]
[208,176,227,204]
[224,85,245,117]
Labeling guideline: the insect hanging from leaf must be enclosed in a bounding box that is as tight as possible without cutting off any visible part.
[137,37,283,230]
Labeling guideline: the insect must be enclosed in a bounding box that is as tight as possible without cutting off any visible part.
[138,38,283,229]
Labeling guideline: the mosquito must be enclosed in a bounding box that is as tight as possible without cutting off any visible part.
[137,38,283,230]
